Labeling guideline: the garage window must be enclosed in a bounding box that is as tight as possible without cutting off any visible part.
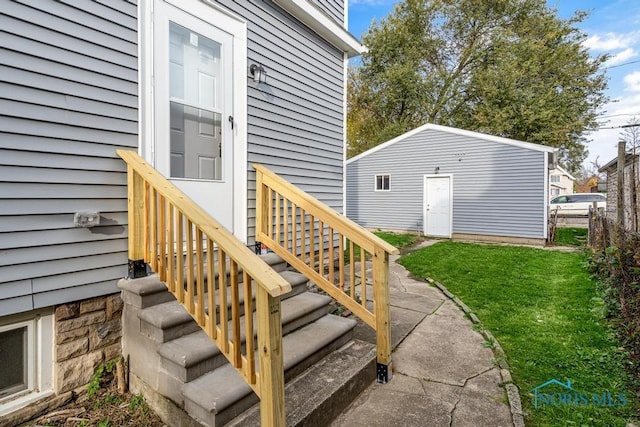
[375,174,390,191]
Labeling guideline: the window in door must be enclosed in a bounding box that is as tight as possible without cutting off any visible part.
[169,22,222,181]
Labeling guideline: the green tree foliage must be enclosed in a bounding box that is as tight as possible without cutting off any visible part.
[348,0,609,173]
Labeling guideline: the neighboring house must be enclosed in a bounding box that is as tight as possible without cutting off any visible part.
[1,0,363,422]
[599,152,640,231]
[346,124,556,245]
[549,165,575,198]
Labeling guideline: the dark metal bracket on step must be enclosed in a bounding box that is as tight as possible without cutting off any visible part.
[128,259,148,279]
[377,363,390,384]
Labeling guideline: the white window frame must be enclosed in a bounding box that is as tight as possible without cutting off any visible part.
[550,175,560,183]
[0,310,53,416]
[374,174,390,192]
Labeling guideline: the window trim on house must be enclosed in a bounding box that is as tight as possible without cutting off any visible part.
[550,175,561,183]
[375,174,390,192]
[0,310,54,416]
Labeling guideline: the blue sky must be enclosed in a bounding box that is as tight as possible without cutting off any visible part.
[347,0,640,170]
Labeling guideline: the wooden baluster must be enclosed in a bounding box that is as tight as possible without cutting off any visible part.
[230,260,241,367]
[309,214,315,269]
[360,247,366,306]
[275,193,280,246]
[349,240,355,299]
[300,208,306,264]
[267,187,273,240]
[207,238,216,340]
[176,214,184,304]
[328,228,335,284]
[186,219,195,313]
[149,187,158,272]
[292,203,298,257]
[167,204,175,293]
[196,228,205,326]
[243,271,255,384]
[218,248,229,353]
[256,287,285,426]
[338,234,344,291]
[319,221,324,276]
[283,199,289,253]
[141,179,149,262]
[158,195,166,281]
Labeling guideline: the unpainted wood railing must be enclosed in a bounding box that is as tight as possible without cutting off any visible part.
[118,150,291,426]
[254,164,399,382]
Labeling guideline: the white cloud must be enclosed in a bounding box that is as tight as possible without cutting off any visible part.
[584,33,628,51]
[604,47,637,67]
[624,71,640,92]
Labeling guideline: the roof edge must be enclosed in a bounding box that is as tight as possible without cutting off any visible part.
[273,0,365,57]
[347,123,555,164]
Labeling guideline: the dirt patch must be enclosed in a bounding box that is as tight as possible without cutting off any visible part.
[19,362,164,427]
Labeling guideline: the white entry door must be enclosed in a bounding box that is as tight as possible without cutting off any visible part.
[153,1,236,232]
[424,175,453,237]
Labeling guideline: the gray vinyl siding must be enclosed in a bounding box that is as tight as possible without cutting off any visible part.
[311,0,345,24]
[346,129,547,239]
[211,0,345,245]
[0,0,137,316]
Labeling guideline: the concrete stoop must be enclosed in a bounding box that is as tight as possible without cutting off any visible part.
[119,254,375,426]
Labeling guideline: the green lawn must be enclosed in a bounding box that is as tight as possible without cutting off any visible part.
[554,227,588,246]
[373,231,421,249]
[397,241,638,427]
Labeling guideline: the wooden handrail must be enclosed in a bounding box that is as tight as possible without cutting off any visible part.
[119,150,291,296]
[254,163,398,383]
[255,164,398,256]
[118,150,289,425]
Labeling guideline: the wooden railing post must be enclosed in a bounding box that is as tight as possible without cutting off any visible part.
[127,164,147,278]
[256,287,286,426]
[373,245,392,383]
[256,169,267,239]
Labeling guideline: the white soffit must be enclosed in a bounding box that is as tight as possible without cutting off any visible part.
[273,0,365,57]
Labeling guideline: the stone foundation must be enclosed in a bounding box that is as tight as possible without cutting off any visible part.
[54,293,124,393]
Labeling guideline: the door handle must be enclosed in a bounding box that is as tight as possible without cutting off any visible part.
[228,115,234,130]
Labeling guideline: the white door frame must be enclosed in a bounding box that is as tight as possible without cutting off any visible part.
[423,174,453,238]
[138,0,248,243]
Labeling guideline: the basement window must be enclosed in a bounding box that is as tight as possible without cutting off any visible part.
[0,310,53,416]
[375,174,390,191]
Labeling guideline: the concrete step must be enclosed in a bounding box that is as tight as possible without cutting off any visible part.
[158,292,332,384]
[139,271,310,345]
[183,314,357,427]
[227,339,377,427]
[207,270,310,321]
[139,300,201,343]
[180,252,288,288]
[118,273,175,309]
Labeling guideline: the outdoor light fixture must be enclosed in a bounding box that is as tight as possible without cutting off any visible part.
[249,63,267,83]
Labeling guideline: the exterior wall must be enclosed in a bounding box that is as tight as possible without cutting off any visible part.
[346,128,547,239]
[210,0,346,244]
[603,156,640,230]
[311,0,345,24]
[54,294,123,393]
[0,0,138,316]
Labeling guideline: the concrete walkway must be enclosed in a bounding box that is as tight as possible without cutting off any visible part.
[332,241,516,427]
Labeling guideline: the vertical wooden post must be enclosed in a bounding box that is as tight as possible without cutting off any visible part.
[617,140,626,242]
[373,245,392,383]
[127,165,147,278]
[256,287,286,426]
[256,170,267,241]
